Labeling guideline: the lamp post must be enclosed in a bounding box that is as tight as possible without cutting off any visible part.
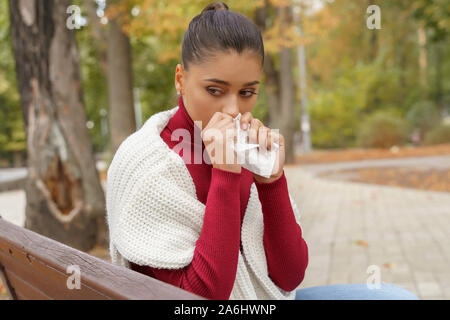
[134,87,143,130]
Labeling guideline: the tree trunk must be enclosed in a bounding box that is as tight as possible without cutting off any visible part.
[417,23,428,88]
[254,3,280,130]
[265,56,282,130]
[84,0,108,75]
[254,2,296,163]
[107,12,136,154]
[9,0,108,251]
[434,42,443,113]
[367,0,378,61]
[277,6,296,164]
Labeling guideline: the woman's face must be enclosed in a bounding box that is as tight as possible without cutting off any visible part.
[175,50,262,130]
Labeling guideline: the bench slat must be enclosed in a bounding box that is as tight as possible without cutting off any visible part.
[0,264,17,299]
[0,248,109,299]
[5,270,52,300]
[0,217,206,300]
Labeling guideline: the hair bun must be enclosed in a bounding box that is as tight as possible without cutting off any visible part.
[201,1,229,14]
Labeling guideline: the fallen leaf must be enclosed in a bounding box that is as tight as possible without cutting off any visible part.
[353,240,369,247]
[382,262,396,269]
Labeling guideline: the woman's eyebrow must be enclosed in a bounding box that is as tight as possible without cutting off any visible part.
[203,78,260,86]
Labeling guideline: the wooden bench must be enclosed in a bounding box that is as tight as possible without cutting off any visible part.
[0,216,206,300]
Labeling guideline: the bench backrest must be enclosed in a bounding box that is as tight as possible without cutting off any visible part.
[0,216,206,300]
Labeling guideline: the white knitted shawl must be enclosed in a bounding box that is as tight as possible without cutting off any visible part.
[106,105,303,300]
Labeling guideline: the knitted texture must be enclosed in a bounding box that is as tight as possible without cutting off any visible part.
[106,105,303,300]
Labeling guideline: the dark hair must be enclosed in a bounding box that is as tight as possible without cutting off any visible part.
[181,1,264,71]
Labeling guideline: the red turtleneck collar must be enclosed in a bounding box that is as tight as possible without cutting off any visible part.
[164,96,204,148]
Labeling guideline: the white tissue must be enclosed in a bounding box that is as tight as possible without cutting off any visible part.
[231,113,279,178]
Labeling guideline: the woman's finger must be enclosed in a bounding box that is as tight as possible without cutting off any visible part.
[258,126,270,151]
[266,129,275,150]
[248,118,263,144]
[240,112,253,130]
[215,116,233,128]
[205,111,224,129]
[273,131,284,147]
[267,130,280,150]
[208,117,234,142]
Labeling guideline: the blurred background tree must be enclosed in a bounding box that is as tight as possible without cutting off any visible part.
[0,0,24,167]
[1,0,449,165]
[8,0,107,251]
[305,0,449,149]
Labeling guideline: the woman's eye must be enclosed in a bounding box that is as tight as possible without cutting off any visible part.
[207,88,222,95]
[241,90,256,97]
[207,87,256,98]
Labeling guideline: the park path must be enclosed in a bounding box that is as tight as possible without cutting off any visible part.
[299,155,450,176]
[284,164,450,300]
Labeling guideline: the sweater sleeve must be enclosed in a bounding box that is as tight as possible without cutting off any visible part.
[254,170,309,292]
[130,167,241,300]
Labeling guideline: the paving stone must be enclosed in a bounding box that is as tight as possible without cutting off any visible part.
[393,282,418,296]
[284,165,450,300]
[328,270,350,284]
[416,282,442,298]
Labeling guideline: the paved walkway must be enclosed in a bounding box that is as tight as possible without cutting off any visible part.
[0,189,25,227]
[299,155,450,176]
[284,164,450,300]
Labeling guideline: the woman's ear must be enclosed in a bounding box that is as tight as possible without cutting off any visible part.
[175,64,184,94]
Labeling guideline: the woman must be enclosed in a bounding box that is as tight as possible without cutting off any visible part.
[106,1,418,300]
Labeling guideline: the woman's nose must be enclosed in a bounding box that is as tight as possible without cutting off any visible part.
[222,103,240,118]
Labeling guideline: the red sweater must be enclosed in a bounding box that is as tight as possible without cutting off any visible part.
[130,96,308,299]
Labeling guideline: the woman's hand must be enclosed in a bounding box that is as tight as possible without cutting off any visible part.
[202,112,241,174]
[239,112,285,183]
